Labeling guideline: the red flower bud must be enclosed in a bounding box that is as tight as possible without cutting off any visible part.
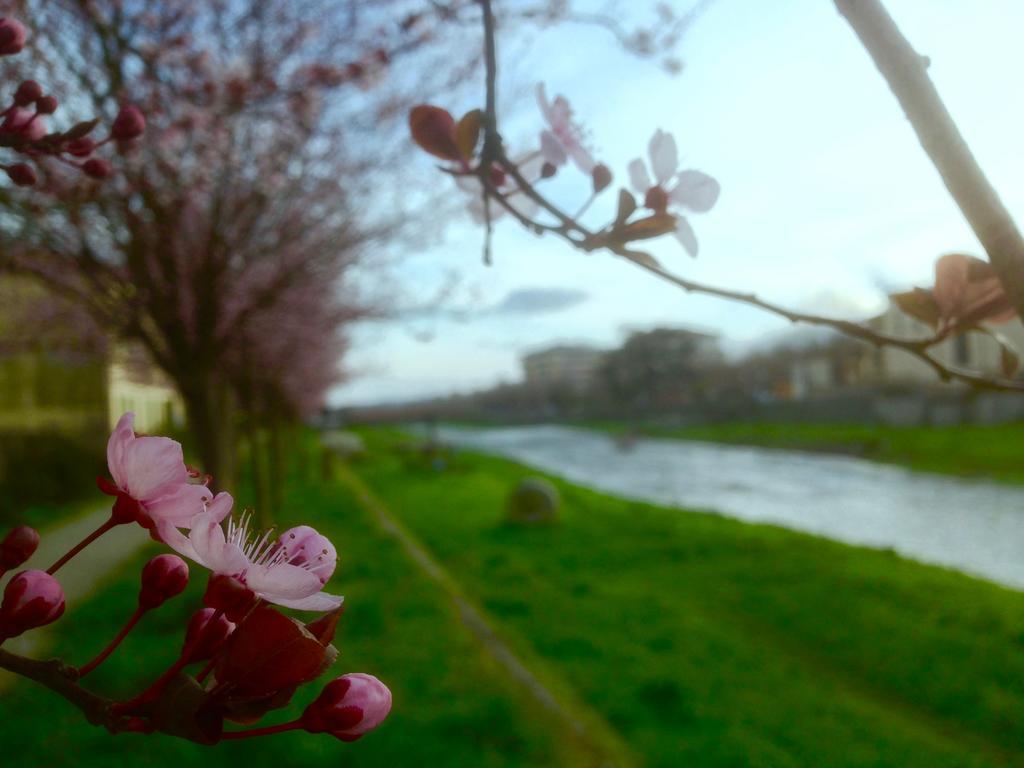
[0,525,40,569]
[302,674,392,742]
[0,18,26,56]
[409,105,461,161]
[203,573,256,621]
[35,95,58,115]
[487,165,506,188]
[4,162,36,187]
[111,105,145,141]
[644,185,669,214]
[0,570,65,639]
[13,80,42,106]
[138,554,189,610]
[82,158,113,180]
[182,607,235,663]
[540,162,557,179]
[66,137,95,157]
[592,163,612,193]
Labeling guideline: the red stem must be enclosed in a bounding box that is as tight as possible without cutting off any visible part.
[113,609,224,715]
[76,607,145,678]
[195,657,217,684]
[220,721,302,740]
[47,516,120,575]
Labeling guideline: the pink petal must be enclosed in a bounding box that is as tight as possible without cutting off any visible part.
[106,412,135,490]
[535,83,556,126]
[120,435,189,501]
[273,591,345,611]
[540,130,567,167]
[205,492,235,523]
[673,215,699,257]
[671,170,720,213]
[156,520,200,563]
[246,562,323,601]
[191,515,247,575]
[146,483,213,525]
[567,143,596,174]
[648,129,678,185]
[627,159,652,194]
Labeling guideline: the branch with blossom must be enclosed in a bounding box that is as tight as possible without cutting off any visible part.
[0,413,392,745]
[409,0,1024,393]
[0,16,144,190]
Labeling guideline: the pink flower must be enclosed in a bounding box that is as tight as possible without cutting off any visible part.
[454,154,544,224]
[535,83,595,173]
[160,508,343,612]
[99,412,213,530]
[2,107,47,141]
[277,526,337,585]
[627,129,720,256]
[302,673,392,742]
[0,570,65,639]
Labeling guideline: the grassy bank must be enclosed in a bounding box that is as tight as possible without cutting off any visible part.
[0,448,589,767]
[582,420,1024,483]
[349,428,1024,767]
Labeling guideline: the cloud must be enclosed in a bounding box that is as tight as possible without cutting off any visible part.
[490,287,589,315]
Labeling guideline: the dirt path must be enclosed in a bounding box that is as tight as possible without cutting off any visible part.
[0,506,151,688]
[335,462,638,768]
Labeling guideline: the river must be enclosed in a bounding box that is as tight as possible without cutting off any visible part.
[434,425,1024,589]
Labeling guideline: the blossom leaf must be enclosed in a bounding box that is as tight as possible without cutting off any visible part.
[614,189,637,228]
[891,288,941,328]
[147,672,222,744]
[62,119,100,141]
[617,213,677,242]
[455,109,483,161]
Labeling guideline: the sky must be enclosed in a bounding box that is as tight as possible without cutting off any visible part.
[331,0,1024,406]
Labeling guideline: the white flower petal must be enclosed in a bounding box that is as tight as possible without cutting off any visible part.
[157,520,201,564]
[627,159,652,194]
[145,484,213,526]
[671,170,720,212]
[540,130,567,167]
[273,591,345,612]
[120,435,189,500]
[191,514,247,574]
[247,562,323,601]
[673,215,699,257]
[106,412,134,490]
[648,129,678,185]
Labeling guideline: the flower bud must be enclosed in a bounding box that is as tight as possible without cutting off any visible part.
[644,185,669,214]
[302,674,392,742]
[3,107,46,141]
[0,525,40,569]
[66,137,95,157]
[182,607,235,663]
[111,105,145,141]
[278,526,337,584]
[82,158,113,180]
[0,570,65,639]
[35,95,58,115]
[591,163,612,193]
[409,105,461,161]
[138,554,189,610]
[203,573,256,621]
[4,162,36,187]
[540,162,557,179]
[0,18,26,56]
[13,80,42,106]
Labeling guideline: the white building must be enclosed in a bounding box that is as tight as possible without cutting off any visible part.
[521,345,604,393]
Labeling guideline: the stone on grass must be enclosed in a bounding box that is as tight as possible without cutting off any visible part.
[505,477,560,526]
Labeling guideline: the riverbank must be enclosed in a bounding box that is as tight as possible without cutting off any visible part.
[350,428,1024,767]
[580,420,1024,484]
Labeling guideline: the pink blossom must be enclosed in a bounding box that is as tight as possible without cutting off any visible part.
[302,673,392,741]
[0,570,65,639]
[627,129,720,256]
[160,508,343,612]
[100,412,213,530]
[277,526,337,585]
[2,107,47,141]
[454,153,544,224]
[535,83,595,173]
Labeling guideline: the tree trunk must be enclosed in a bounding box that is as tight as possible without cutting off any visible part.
[183,373,238,494]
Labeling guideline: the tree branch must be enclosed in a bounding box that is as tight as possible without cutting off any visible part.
[0,649,114,729]
[834,0,1024,318]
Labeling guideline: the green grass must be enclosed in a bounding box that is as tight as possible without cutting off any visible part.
[347,428,1024,767]
[581,420,1024,483]
[0,449,588,767]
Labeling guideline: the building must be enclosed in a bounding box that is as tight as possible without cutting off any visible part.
[522,345,604,394]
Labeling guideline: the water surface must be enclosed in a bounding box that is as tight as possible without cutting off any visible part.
[436,425,1024,589]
